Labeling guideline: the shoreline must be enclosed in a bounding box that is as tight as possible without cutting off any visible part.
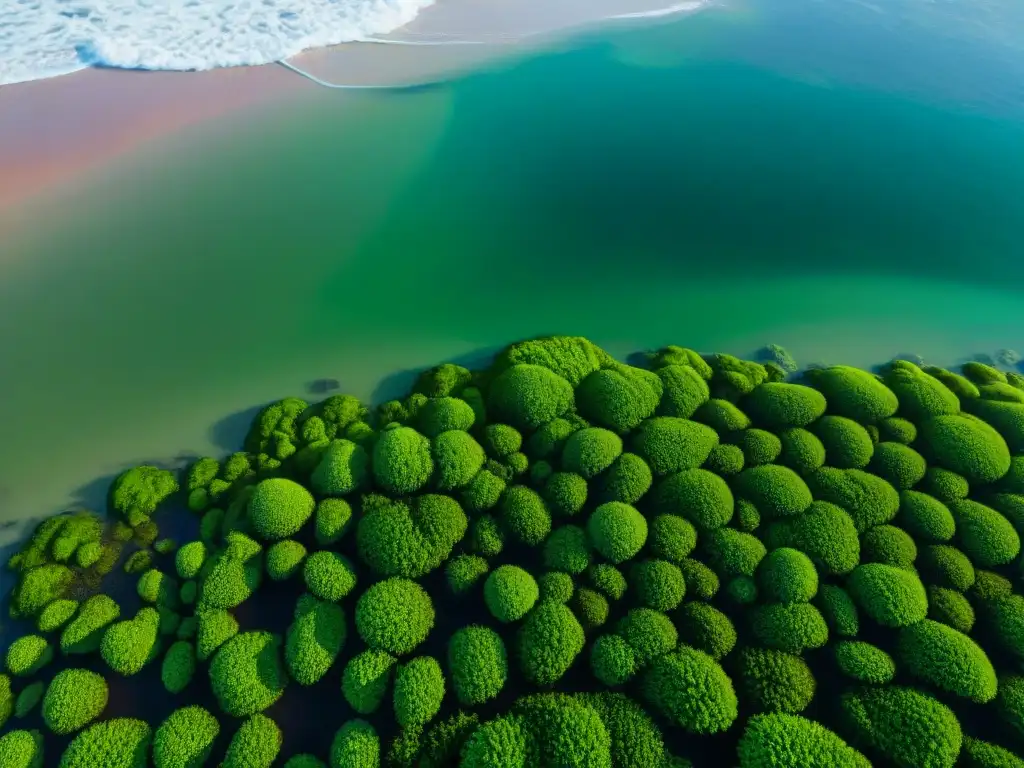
[0,0,709,215]
[0,309,1018,554]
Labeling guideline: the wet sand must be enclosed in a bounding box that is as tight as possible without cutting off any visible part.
[0,0,705,215]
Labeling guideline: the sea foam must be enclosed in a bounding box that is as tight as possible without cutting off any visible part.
[0,0,436,86]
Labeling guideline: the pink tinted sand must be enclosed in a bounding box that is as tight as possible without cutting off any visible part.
[0,0,705,217]
[0,65,298,217]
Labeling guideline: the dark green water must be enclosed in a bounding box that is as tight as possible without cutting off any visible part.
[1,0,1023,537]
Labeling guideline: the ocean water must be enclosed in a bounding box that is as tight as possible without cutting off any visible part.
[0,0,435,85]
[0,0,1023,552]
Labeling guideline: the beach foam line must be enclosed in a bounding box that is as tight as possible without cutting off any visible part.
[279,0,714,88]
[277,59,434,89]
[606,0,707,20]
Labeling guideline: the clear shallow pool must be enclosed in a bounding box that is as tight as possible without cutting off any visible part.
[1,0,1023,554]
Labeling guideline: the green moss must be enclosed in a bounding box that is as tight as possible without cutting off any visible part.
[461,470,506,514]
[5,635,52,677]
[869,442,927,489]
[896,490,955,542]
[631,417,718,476]
[513,693,612,767]
[542,525,590,574]
[100,607,160,676]
[311,439,370,496]
[960,737,1024,768]
[834,640,895,684]
[629,559,685,611]
[703,443,745,475]
[735,464,812,519]
[924,366,981,399]
[805,467,899,532]
[14,681,43,719]
[355,578,433,656]
[812,415,874,469]
[761,501,859,577]
[701,527,767,578]
[730,429,783,467]
[518,602,585,686]
[571,587,610,631]
[737,713,869,768]
[222,714,281,768]
[459,715,530,767]
[919,413,1011,484]
[61,594,120,654]
[152,706,220,768]
[43,669,108,734]
[0,730,43,768]
[560,427,622,479]
[432,430,486,491]
[587,502,648,563]
[542,472,587,517]
[675,602,735,660]
[285,595,346,686]
[693,398,751,433]
[743,382,826,429]
[860,524,917,568]
[487,364,574,430]
[803,365,899,423]
[195,609,239,661]
[652,468,734,530]
[246,478,315,541]
[921,541,968,588]
[303,551,357,602]
[445,555,489,594]
[59,719,152,768]
[483,565,539,622]
[590,634,638,687]
[499,485,551,546]
[469,514,504,558]
[525,418,578,461]
[448,626,507,706]
[927,585,975,633]
[580,452,642,506]
[371,426,434,495]
[209,631,286,717]
[883,360,961,421]
[615,608,677,667]
[738,647,816,714]
[897,619,996,703]
[756,547,818,603]
[393,656,445,728]
[750,603,828,653]
[678,558,719,600]
[949,498,1021,567]
[656,364,710,419]
[841,686,961,768]
[538,571,575,603]
[342,650,396,715]
[13,563,73,617]
[112,466,179,518]
[641,647,737,734]
[576,365,663,433]
[776,428,826,475]
[848,563,928,628]
[357,495,466,578]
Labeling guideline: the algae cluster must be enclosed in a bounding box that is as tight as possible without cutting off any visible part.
[3,336,1024,768]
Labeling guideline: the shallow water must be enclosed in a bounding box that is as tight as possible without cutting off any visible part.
[1,0,1024,552]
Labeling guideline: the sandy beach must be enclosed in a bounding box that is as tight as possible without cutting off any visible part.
[0,0,705,216]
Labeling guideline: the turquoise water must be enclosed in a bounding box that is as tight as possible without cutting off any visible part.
[1,0,1023,543]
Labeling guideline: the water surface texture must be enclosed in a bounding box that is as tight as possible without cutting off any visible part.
[1,0,1023,534]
